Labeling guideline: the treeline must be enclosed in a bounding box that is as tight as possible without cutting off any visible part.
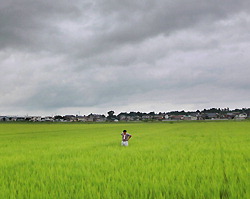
[108,107,250,118]
[1,107,249,122]
[99,107,250,121]
[168,107,250,115]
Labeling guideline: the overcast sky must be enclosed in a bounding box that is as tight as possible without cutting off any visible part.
[1,0,250,116]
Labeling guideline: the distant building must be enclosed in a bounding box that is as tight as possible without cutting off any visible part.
[183,115,198,120]
[226,112,239,119]
[63,115,76,122]
[204,113,219,119]
[0,116,7,121]
[169,115,185,120]
[30,116,42,122]
[234,113,247,120]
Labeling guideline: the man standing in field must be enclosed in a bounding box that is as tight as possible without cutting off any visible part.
[121,130,132,146]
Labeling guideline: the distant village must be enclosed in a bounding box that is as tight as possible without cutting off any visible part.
[1,108,250,122]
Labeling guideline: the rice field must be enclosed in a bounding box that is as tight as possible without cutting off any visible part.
[0,121,249,199]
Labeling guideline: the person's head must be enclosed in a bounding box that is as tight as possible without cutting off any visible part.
[123,130,127,134]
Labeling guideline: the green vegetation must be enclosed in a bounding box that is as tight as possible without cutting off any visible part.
[0,121,249,199]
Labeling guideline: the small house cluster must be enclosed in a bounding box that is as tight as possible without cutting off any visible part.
[0,114,106,122]
[116,112,248,121]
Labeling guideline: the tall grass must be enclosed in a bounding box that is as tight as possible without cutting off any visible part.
[0,121,249,199]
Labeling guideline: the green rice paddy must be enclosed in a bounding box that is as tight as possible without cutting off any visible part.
[0,121,249,199]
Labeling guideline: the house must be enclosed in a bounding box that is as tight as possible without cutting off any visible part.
[93,114,106,122]
[30,116,42,122]
[234,113,247,120]
[76,115,87,122]
[164,115,170,120]
[118,113,127,121]
[204,113,219,119]
[226,112,239,119]
[15,117,26,121]
[45,116,53,122]
[85,114,94,122]
[83,114,106,122]
[0,116,8,121]
[183,115,198,120]
[63,115,76,122]
[169,115,185,120]
[141,114,153,120]
[153,113,165,121]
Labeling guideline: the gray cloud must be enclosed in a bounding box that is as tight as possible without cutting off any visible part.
[1,0,250,115]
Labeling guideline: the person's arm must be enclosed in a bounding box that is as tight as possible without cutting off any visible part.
[128,135,132,140]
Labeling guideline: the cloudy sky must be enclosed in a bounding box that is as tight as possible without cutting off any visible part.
[1,0,250,116]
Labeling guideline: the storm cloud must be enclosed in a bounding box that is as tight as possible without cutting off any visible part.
[1,0,250,115]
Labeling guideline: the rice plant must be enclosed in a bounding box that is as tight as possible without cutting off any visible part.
[0,121,249,199]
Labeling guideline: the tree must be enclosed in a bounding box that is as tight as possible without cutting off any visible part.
[136,111,143,117]
[129,112,137,116]
[149,112,155,116]
[107,110,114,117]
[54,115,63,120]
[107,111,116,121]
